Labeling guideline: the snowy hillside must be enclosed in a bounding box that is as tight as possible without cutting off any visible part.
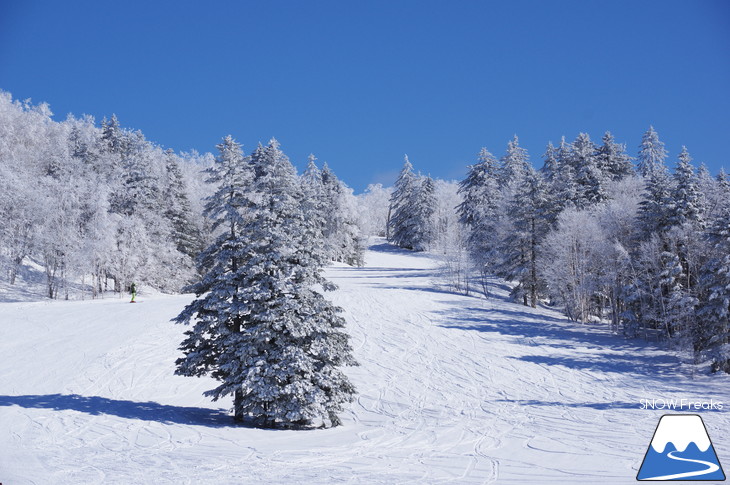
[1,240,728,484]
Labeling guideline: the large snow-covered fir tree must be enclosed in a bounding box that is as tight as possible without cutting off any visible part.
[175,137,357,428]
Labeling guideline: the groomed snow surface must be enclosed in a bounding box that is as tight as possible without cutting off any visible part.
[1,239,728,484]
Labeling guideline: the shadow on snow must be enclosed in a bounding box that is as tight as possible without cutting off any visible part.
[0,394,239,428]
[496,399,640,410]
[435,304,684,377]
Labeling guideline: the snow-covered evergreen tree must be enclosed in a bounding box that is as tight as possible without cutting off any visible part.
[697,208,730,372]
[552,136,580,209]
[100,114,127,157]
[669,146,703,228]
[410,175,437,251]
[540,142,559,183]
[570,132,606,208]
[175,138,357,428]
[499,135,530,186]
[300,154,328,263]
[637,126,667,177]
[497,166,548,307]
[596,131,633,181]
[388,156,419,249]
[457,147,501,271]
[320,163,364,265]
[163,148,203,260]
[638,157,674,238]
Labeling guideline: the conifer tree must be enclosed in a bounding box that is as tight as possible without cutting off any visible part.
[540,142,559,182]
[697,208,730,372]
[163,148,202,259]
[669,146,703,228]
[175,138,357,428]
[539,142,562,226]
[100,114,126,155]
[300,154,328,263]
[638,158,673,238]
[388,156,418,249]
[410,175,437,251]
[637,126,667,177]
[457,147,501,266]
[497,166,548,307]
[320,163,364,265]
[499,135,530,186]
[553,136,580,208]
[571,132,606,208]
[596,131,633,180]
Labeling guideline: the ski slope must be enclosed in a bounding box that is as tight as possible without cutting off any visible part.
[1,240,728,484]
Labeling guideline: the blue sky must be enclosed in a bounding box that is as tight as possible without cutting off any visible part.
[1,0,729,192]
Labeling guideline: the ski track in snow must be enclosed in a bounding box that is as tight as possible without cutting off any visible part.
[1,239,729,484]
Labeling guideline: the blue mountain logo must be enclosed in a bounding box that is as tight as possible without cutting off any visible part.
[637,414,725,481]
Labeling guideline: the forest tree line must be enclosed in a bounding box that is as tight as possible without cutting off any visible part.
[0,92,362,299]
[2,90,728,373]
[385,129,730,372]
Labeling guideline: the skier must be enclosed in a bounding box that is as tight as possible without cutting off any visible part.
[130,282,137,303]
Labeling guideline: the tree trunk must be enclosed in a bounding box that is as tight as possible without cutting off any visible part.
[386,204,392,241]
[233,388,244,422]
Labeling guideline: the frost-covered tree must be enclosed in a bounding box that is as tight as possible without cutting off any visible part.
[540,208,606,322]
[320,163,364,265]
[409,175,437,251]
[301,157,363,266]
[357,183,392,237]
[497,166,548,307]
[596,131,633,181]
[697,208,730,372]
[638,158,674,238]
[163,149,203,260]
[100,114,127,156]
[551,136,580,211]
[570,133,607,208]
[637,126,667,177]
[0,91,211,297]
[300,154,328,260]
[669,146,703,228]
[499,135,530,186]
[388,157,436,251]
[388,156,419,249]
[175,138,357,428]
[432,180,470,294]
[457,147,501,276]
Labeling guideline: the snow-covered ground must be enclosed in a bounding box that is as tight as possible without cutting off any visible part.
[1,240,728,484]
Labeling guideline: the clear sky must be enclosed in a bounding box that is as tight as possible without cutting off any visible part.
[1,0,729,192]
